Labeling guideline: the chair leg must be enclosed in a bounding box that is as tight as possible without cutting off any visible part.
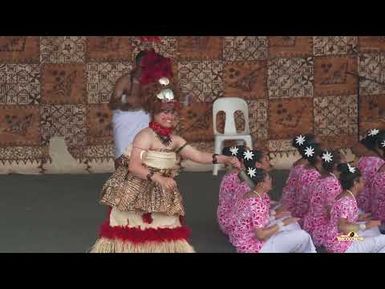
[245,137,253,150]
[213,139,222,176]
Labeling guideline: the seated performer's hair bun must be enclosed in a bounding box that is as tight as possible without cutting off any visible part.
[292,133,319,157]
[300,143,322,166]
[243,149,264,168]
[321,150,342,173]
[375,131,385,155]
[337,163,362,190]
[222,145,246,161]
[360,128,384,152]
[245,165,267,186]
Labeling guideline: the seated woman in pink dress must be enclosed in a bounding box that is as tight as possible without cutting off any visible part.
[228,169,316,253]
[217,145,247,234]
[291,143,322,224]
[303,150,344,246]
[281,134,320,212]
[243,148,281,210]
[354,129,385,214]
[323,163,385,253]
[217,148,273,235]
[370,131,385,221]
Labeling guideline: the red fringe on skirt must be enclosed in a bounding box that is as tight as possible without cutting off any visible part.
[99,220,191,244]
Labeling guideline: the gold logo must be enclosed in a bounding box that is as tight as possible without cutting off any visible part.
[337,231,364,241]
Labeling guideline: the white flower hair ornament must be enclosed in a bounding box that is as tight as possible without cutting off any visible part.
[229,146,239,156]
[368,129,380,137]
[304,146,315,158]
[243,150,254,161]
[381,140,385,148]
[247,167,257,178]
[322,151,333,163]
[347,163,356,174]
[295,135,306,146]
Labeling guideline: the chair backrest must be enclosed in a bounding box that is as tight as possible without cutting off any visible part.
[212,97,250,135]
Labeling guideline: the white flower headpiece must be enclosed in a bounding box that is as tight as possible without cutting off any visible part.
[322,151,333,163]
[304,146,315,158]
[243,150,254,161]
[229,146,239,156]
[295,135,306,146]
[381,140,385,148]
[247,167,256,178]
[368,129,380,137]
[347,163,356,174]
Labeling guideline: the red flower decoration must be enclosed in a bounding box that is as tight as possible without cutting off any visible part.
[98,219,191,243]
[149,121,173,137]
[139,49,173,85]
[142,213,153,224]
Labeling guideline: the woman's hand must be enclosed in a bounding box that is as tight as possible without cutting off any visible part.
[283,217,300,226]
[275,210,291,219]
[152,174,177,192]
[114,158,123,170]
[366,220,381,229]
[358,213,372,222]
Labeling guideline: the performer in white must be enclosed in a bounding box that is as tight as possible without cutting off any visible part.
[109,50,151,169]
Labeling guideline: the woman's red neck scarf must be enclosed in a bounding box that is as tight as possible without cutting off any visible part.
[149,121,173,146]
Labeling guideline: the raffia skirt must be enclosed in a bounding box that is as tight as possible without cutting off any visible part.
[90,208,195,253]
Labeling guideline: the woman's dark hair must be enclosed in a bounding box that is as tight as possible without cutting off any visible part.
[248,167,268,186]
[321,150,343,173]
[135,50,149,66]
[243,149,264,168]
[292,133,319,157]
[360,129,384,152]
[337,163,362,190]
[131,50,150,80]
[375,131,385,157]
[222,145,246,162]
[360,135,378,151]
[300,143,322,166]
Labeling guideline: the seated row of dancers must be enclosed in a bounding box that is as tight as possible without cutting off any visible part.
[217,129,385,253]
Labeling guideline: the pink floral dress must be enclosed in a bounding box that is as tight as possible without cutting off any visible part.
[217,171,242,234]
[281,164,305,212]
[303,174,342,246]
[223,180,257,233]
[228,193,271,253]
[370,168,385,221]
[356,156,385,213]
[323,195,358,253]
[292,167,321,221]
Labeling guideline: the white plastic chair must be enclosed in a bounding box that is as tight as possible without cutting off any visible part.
[212,97,253,175]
